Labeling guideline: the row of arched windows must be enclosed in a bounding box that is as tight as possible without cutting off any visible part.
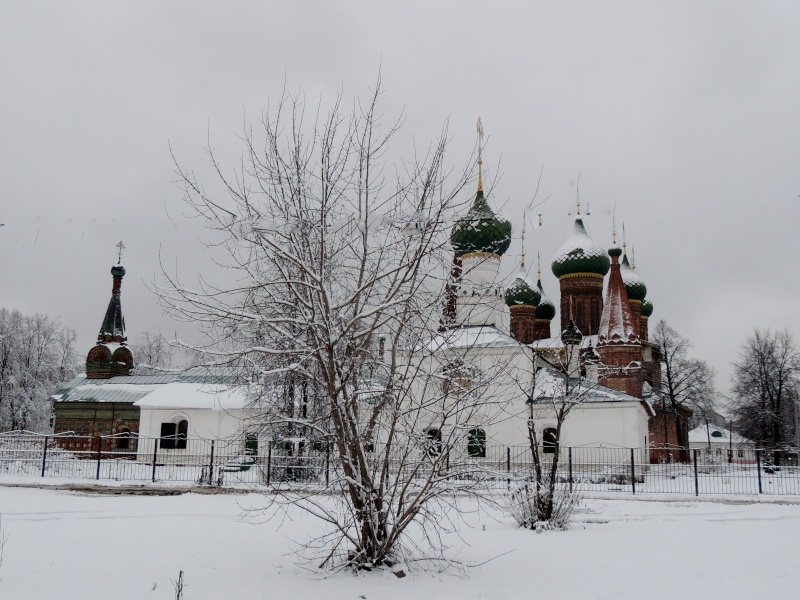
[424,427,558,458]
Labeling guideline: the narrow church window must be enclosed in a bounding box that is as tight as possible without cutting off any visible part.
[575,300,584,332]
[543,428,557,454]
[117,427,131,450]
[425,428,442,456]
[467,428,486,458]
[160,422,177,449]
[176,419,189,450]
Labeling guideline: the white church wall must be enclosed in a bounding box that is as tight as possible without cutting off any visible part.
[138,407,248,443]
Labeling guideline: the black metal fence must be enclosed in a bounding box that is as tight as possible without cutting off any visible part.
[1,431,798,496]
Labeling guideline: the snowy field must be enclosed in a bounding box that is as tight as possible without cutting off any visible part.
[1,485,799,599]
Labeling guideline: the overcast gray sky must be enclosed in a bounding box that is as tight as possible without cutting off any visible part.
[1,1,798,399]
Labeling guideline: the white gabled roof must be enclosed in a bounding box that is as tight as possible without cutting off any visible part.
[532,368,652,412]
[421,325,521,352]
[133,382,248,411]
[688,425,752,445]
[530,334,599,351]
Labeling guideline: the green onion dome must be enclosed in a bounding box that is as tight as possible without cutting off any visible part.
[451,190,512,256]
[111,264,126,278]
[640,298,653,317]
[551,216,610,279]
[608,242,622,258]
[620,254,647,301]
[505,271,540,307]
[534,279,556,320]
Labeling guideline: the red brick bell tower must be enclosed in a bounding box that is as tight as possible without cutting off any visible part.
[596,241,643,398]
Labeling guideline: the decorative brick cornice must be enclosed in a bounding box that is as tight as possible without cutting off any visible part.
[558,272,605,281]
[509,304,537,311]
[461,251,500,261]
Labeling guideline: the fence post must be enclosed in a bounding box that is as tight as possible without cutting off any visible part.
[266,443,272,486]
[325,443,330,488]
[208,440,215,486]
[630,448,636,495]
[693,449,699,496]
[568,447,573,493]
[151,438,159,483]
[756,449,763,494]
[95,436,103,480]
[41,436,49,478]
[506,446,511,489]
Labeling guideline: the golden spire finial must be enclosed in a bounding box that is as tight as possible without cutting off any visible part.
[521,209,526,269]
[622,221,627,255]
[476,117,485,193]
[632,246,637,271]
[612,216,617,244]
[575,171,582,216]
[537,251,542,282]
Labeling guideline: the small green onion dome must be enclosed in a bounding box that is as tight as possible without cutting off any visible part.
[560,319,583,346]
[551,217,610,278]
[620,254,647,301]
[451,190,512,256]
[505,271,540,307]
[534,280,556,320]
[640,298,653,317]
[111,264,126,278]
[608,242,622,258]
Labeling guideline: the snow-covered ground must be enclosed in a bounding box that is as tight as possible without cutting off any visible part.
[1,485,798,599]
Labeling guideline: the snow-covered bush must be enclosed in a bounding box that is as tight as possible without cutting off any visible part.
[506,477,580,531]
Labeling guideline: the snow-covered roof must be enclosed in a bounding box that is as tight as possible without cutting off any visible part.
[532,367,651,409]
[688,425,752,445]
[421,325,521,352]
[133,383,248,410]
[530,334,599,351]
[50,367,240,405]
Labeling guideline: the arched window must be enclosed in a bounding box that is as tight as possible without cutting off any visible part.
[467,428,486,458]
[425,428,442,456]
[176,419,188,450]
[117,427,131,450]
[542,428,557,454]
[591,299,600,333]
[160,417,189,450]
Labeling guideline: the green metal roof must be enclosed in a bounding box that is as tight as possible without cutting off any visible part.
[450,190,512,256]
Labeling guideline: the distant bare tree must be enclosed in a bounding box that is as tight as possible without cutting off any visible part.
[131,331,174,374]
[730,329,799,463]
[0,308,79,431]
[650,320,716,462]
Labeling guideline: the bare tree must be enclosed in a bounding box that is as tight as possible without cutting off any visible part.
[730,329,799,464]
[156,80,505,569]
[131,331,176,374]
[510,324,589,529]
[0,308,79,432]
[650,320,717,462]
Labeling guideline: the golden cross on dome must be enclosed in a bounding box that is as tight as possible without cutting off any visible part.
[476,117,484,192]
[622,222,627,255]
[116,240,125,264]
[537,251,542,282]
